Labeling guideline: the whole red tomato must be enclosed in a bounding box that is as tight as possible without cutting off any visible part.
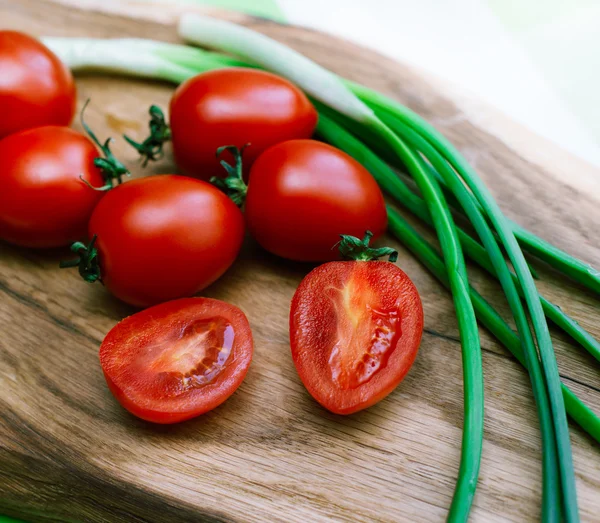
[0,126,105,248]
[0,31,76,139]
[244,140,388,261]
[74,175,245,307]
[101,297,253,424]
[290,236,423,414]
[169,68,317,179]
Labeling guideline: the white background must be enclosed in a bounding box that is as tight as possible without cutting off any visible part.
[279,0,600,168]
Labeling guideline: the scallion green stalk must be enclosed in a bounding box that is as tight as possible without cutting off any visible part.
[355,87,580,522]
[368,121,485,522]
[393,119,561,520]
[42,37,198,84]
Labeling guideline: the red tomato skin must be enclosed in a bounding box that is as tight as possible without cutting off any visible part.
[0,126,104,248]
[88,175,245,308]
[0,31,76,139]
[100,297,253,424]
[169,68,317,180]
[290,261,423,415]
[245,140,388,262]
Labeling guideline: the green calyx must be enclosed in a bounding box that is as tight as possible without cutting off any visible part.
[59,235,102,283]
[210,145,249,207]
[338,231,398,262]
[80,100,130,191]
[124,105,172,167]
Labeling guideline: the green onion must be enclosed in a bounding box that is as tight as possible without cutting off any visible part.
[380,129,485,522]
[510,221,600,294]
[356,87,580,522]
[177,14,375,123]
[395,120,562,519]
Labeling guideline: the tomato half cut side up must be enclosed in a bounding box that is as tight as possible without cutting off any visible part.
[290,235,423,414]
[100,298,253,424]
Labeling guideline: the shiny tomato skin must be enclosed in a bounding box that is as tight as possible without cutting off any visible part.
[245,140,387,261]
[88,175,244,308]
[0,126,104,248]
[0,31,76,139]
[290,261,423,414]
[100,297,253,424]
[169,68,317,180]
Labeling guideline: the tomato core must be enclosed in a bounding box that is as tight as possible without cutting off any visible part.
[147,317,234,390]
[327,271,403,390]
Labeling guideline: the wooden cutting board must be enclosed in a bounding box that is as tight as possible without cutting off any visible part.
[1,1,599,521]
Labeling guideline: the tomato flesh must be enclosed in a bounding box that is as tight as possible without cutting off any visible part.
[290,261,423,414]
[0,126,104,248]
[88,175,245,307]
[169,68,317,180]
[100,298,253,424]
[246,140,387,261]
[0,31,76,139]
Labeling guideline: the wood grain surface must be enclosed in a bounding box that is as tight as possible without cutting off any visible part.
[1,1,599,522]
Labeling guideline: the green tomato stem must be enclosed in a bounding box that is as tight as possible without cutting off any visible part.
[124,105,171,167]
[338,231,398,262]
[79,100,130,190]
[59,235,101,283]
[210,145,249,207]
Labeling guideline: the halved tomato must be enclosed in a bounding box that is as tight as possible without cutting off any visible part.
[290,260,423,414]
[100,298,253,424]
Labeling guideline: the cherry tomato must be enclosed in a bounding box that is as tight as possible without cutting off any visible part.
[0,31,76,139]
[0,126,105,248]
[169,68,317,179]
[100,297,253,424]
[245,140,387,261]
[85,175,244,307]
[290,260,423,414]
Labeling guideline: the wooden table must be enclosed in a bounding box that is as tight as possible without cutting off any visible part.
[1,1,599,521]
